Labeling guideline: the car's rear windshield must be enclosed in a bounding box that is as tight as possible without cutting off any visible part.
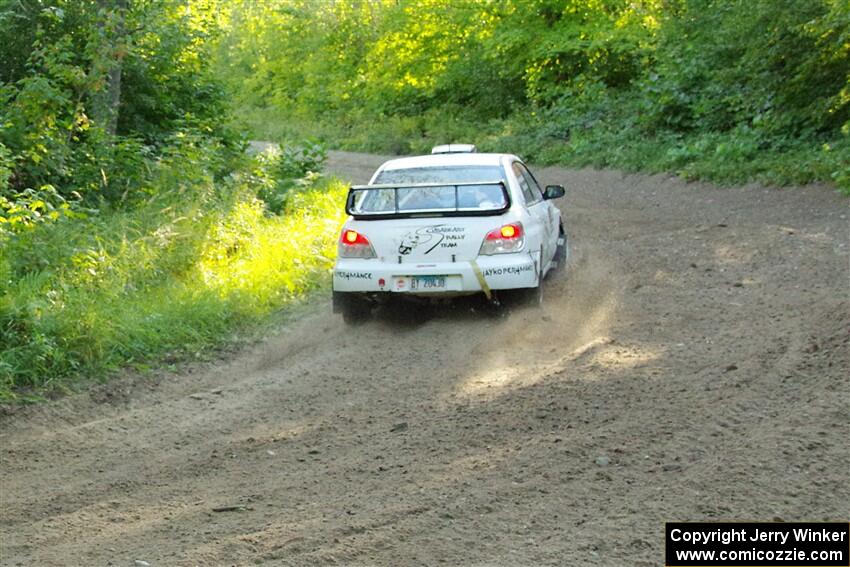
[375,165,506,185]
[350,183,508,214]
[353,165,508,214]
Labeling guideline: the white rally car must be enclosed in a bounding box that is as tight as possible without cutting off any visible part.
[332,145,567,323]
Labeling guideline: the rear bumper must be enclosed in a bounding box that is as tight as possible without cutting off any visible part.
[332,252,539,295]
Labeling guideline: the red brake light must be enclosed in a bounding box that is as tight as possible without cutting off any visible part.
[341,229,370,245]
[486,223,523,240]
[480,222,525,255]
[338,228,377,258]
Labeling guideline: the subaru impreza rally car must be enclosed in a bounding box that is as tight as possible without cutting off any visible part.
[332,145,567,323]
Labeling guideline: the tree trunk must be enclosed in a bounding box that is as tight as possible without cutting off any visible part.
[103,61,122,136]
[92,0,128,137]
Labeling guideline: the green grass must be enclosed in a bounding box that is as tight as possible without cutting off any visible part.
[0,150,347,401]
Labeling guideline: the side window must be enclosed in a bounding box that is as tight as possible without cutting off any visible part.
[517,163,544,203]
[512,162,537,205]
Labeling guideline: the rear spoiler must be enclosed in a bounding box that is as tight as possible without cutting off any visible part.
[345,180,511,220]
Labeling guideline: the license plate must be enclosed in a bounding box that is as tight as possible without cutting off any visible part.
[410,275,447,290]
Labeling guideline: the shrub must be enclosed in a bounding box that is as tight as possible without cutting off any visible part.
[0,149,347,401]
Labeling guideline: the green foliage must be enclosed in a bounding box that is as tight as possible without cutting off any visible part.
[0,142,13,191]
[641,0,848,137]
[0,0,240,218]
[221,0,849,192]
[0,150,346,400]
[277,141,327,179]
[0,0,349,400]
[0,185,77,233]
[254,141,328,214]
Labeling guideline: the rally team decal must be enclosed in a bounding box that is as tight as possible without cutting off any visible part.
[398,225,466,256]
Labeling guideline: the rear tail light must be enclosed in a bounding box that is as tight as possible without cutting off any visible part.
[479,222,525,255]
[338,229,376,259]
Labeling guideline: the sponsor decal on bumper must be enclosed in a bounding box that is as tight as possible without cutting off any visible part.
[481,264,534,277]
[335,270,373,280]
[333,258,537,293]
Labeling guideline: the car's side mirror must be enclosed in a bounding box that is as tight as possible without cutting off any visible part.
[543,184,565,200]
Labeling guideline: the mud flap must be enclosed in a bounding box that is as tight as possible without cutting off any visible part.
[470,260,492,300]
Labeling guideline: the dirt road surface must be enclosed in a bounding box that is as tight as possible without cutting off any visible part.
[2,151,848,566]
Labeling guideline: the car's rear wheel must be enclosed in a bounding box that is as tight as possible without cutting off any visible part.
[342,300,372,324]
[500,247,544,309]
[333,292,372,325]
[531,247,544,306]
[550,222,568,274]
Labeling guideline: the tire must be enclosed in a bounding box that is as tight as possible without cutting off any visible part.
[530,248,544,307]
[550,222,569,274]
[342,300,371,325]
[502,246,544,309]
[334,292,372,325]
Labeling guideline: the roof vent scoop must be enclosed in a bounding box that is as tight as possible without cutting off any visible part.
[431,144,477,155]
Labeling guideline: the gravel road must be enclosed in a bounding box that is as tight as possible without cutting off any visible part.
[1,151,848,566]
